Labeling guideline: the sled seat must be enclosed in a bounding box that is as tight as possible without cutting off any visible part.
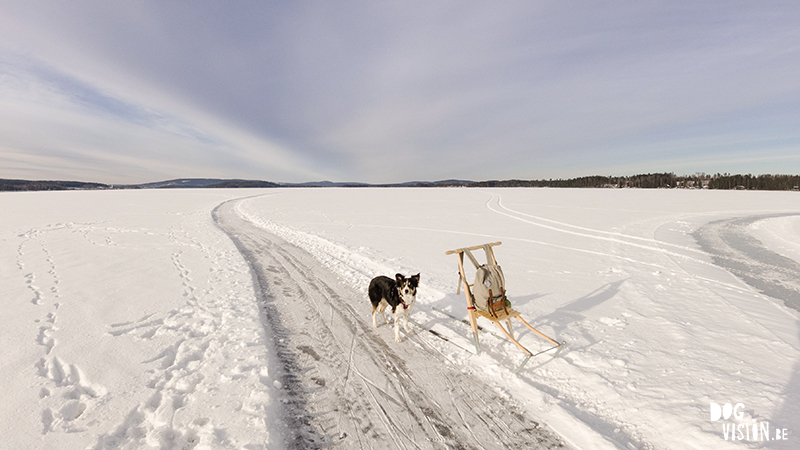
[474,307,520,322]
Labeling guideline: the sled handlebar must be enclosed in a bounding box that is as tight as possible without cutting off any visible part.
[445,242,502,255]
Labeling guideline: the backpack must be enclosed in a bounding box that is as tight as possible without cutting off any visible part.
[462,246,510,317]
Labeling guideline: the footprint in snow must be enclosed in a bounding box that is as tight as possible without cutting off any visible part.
[598,317,627,328]
[36,357,107,434]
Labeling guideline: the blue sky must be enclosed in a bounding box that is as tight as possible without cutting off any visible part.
[1,1,799,184]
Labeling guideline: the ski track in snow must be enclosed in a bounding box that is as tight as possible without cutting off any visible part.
[489,194,800,448]
[215,198,571,449]
[6,189,799,449]
[233,194,658,449]
[234,190,800,449]
[486,193,719,269]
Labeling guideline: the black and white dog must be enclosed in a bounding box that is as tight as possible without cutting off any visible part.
[368,273,420,342]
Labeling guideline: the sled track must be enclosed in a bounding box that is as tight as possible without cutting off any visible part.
[213,198,570,449]
[692,213,800,314]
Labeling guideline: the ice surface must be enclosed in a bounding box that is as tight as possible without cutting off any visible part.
[2,187,799,449]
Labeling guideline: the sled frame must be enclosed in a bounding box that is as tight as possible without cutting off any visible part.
[446,242,564,372]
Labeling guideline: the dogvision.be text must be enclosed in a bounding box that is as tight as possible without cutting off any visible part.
[710,402,789,442]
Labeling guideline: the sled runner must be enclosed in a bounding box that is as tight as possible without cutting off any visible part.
[445,242,565,372]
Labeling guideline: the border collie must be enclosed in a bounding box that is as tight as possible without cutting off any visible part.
[368,273,419,342]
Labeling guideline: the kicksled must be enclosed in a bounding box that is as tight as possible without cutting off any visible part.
[443,242,566,373]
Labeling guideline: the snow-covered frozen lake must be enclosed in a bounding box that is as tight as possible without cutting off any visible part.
[2,188,799,449]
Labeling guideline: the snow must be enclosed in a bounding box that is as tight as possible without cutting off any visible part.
[2,187,799,449]
[2,190,281,449]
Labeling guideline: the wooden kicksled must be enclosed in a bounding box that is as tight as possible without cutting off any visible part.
[445,242,565,372]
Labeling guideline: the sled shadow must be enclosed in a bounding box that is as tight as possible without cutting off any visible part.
[533,278,628,336]
[505,292,549,308]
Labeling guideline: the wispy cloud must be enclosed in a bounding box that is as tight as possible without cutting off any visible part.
[1,1,799,183]
[0,48,320,183]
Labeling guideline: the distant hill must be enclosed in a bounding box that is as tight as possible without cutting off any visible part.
[134,178,282,189]
[0,179,109,191]
[280,181,372,187]
[393,179,474,187]
[4,173,799,192]
[133,178,244,189]
[206,180,281,188]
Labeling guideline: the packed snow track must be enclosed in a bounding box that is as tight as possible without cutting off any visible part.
[213,198,570,449]
[692,213,800,313]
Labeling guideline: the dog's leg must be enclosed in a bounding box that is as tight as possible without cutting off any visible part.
[372,304,378,328]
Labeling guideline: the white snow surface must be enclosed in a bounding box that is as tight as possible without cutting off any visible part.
[2,187,799,449]
[2,190,280,449]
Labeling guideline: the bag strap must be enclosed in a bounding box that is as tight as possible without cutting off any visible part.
[457,251,476,302]
[461,248,481,269]
[463,245,498,268]
[483,244,497,265]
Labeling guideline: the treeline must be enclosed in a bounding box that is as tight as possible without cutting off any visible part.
[473,173,684,188]
[706,174,800,190]
[473,173,800,190]
[0,179,109,191]
[4,173,800,192]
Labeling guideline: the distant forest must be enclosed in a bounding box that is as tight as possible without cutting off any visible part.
[0,179,108,191]
[472,173,800,190]
[2,173,800,191]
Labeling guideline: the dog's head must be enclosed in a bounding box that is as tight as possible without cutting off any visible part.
[395,273,420,300]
